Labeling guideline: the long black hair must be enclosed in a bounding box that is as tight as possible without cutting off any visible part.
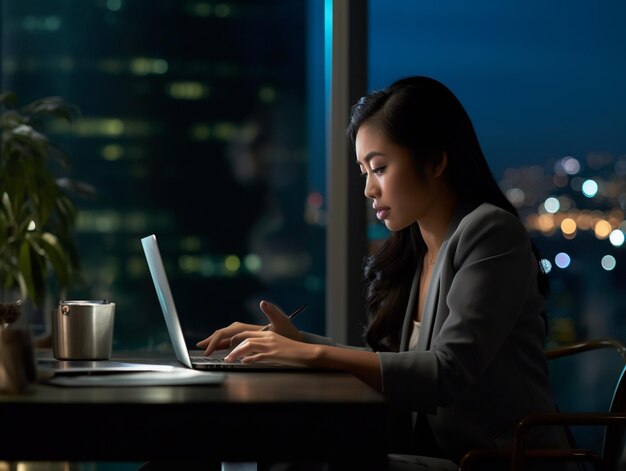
[347,76,548,352]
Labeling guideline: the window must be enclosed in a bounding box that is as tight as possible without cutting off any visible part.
[1,0,326,348]
[367,0,626,345]
[368,0,626,451]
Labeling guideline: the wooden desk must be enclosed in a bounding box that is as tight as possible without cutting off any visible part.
[0,357,387,467]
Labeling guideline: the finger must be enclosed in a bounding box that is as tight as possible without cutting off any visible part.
[240,352,270,364]
[225,337,266,362]
[199,330,233,356]
[206,338,231,355]
[196,335,220,355]
[228,330,251,349]
[205,332,231,355]
[196,337,210,348]
[224,339,250,362]
[259,300,287,326]
[205,323,249,353]
[196,334,221,348]
[229,330,269,349]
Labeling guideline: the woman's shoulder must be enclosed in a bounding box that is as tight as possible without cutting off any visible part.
[466,201,517,220]
[452,202,528,245]
[461,202,522,228]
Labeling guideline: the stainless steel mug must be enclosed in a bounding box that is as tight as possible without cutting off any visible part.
[52,300,115,360]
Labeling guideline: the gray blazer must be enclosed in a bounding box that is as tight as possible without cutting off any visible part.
[304,203,570,461]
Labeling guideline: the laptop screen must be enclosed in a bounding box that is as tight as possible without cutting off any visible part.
[141,234,193,368]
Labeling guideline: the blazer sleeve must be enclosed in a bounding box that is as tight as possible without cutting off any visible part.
[300,331,337,346]
[300,332,370,351]
[378,207,539,412]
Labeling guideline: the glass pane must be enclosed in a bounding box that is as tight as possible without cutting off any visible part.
[368,0,626,451]
[1,0,326,349]
[368,0,626,344]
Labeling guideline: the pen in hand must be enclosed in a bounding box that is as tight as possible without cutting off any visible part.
[260,304,308,331]
[226,304,308,355]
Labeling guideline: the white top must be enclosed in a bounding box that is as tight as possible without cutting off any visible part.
[408,320,421,350]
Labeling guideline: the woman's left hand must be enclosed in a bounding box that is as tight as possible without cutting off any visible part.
[224,330,319,367]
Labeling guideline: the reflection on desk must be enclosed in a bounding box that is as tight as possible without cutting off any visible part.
[1,352,388,468]
[47,369,225,387]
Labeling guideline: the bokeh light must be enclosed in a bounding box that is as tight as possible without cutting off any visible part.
[307,192,324,209]
[582,179,599,197]
[540,258,552,274]
[601,255,617,271]
[544,197,560,213]
[609,229,625,247]
[506,188,525,206]
[537,214,555,232]
[224,255,241,272]
[555,252,571,269]
[594,220,612,239]
[560,218,577,237]
[562,156,581,175]
[243,254,262,273]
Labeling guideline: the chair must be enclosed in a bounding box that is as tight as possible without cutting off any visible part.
[460,338,626,470]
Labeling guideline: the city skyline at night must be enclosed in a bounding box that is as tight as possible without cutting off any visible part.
[2,1,624,350]
[1,0,326,349]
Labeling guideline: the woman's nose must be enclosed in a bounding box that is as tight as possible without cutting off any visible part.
[363,175,378,199]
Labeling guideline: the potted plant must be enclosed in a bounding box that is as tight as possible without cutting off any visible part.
[0,91,88,314]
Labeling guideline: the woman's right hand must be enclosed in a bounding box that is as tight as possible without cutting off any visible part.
[196,300,303,356]
[196,321,263,356]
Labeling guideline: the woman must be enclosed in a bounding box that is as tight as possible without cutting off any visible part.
[197,76,571,466]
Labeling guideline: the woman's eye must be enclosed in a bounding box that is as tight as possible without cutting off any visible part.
[372,166,386,175]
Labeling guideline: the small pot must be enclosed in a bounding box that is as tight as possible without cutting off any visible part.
[52,300,115,360]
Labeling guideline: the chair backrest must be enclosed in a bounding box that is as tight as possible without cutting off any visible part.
[547,338,626,469]
[591,340,626,469]
[604,364,626,468]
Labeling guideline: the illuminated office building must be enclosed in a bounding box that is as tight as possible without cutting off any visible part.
[1,1,326,348]
[3,1,624,353]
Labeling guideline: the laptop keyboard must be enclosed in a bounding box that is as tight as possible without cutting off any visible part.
[192,355,225,363]
[191,355,241,364]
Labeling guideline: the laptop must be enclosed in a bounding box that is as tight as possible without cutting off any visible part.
[38,359,175,373]
[141,234,302,370]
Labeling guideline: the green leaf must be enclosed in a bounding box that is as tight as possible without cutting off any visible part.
[15,271,29,301]
[12,123,49,144]
[37,174,58,226]
[18,240,35,303]
[21,97,80,122]
[0,110,26,129]
[55,193,78,228]
[1,192,15,225]
[10,130,49,161]
[1,91,85,307]
[56,178,96,198]
[18,239,46,307]
[47,145,71,169]
[0,214,8,248]
[38,232,71,287]
[0,92,17,107]
[16,217,33,238]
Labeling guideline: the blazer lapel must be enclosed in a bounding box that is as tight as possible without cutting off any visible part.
[415,247,445,351]
[399,267,421,351]
[400,203,476,352]
[415,202,474,351]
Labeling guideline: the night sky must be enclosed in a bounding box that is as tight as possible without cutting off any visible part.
[368,0,626,178]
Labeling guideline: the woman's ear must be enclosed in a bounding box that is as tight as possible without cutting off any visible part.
[430,151,448,178]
